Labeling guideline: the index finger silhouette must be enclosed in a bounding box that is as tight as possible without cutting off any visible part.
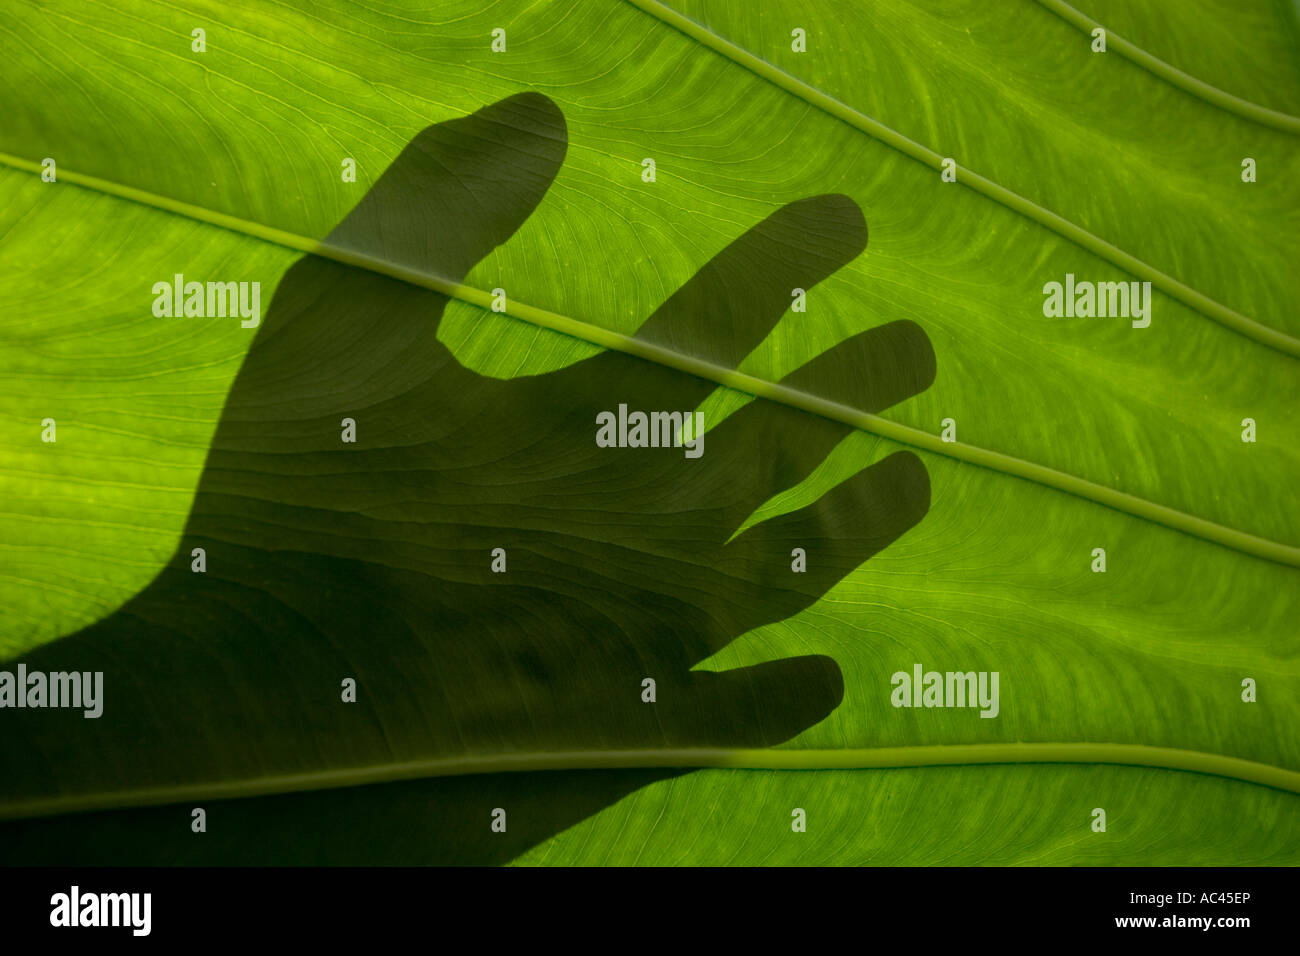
[577,193,868,411]
[634,193,866,366]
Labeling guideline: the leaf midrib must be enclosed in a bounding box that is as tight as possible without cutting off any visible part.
[4,744,1298,821]
[3,152,1298,568]
[1035,0,1300,133]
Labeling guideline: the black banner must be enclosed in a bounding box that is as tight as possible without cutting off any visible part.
[2,865,1280,943]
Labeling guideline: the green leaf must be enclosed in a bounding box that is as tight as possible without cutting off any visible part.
[1,0,1297,865]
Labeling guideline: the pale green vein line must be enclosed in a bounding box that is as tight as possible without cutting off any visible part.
[3,152,1298,568]
[3,744,1297,821]
[621,0,1300,359]
[1035,0,1300,134]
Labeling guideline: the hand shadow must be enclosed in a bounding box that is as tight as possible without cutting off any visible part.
[0,92,935,864]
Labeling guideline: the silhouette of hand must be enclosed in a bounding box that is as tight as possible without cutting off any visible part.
[5,93,934,863]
